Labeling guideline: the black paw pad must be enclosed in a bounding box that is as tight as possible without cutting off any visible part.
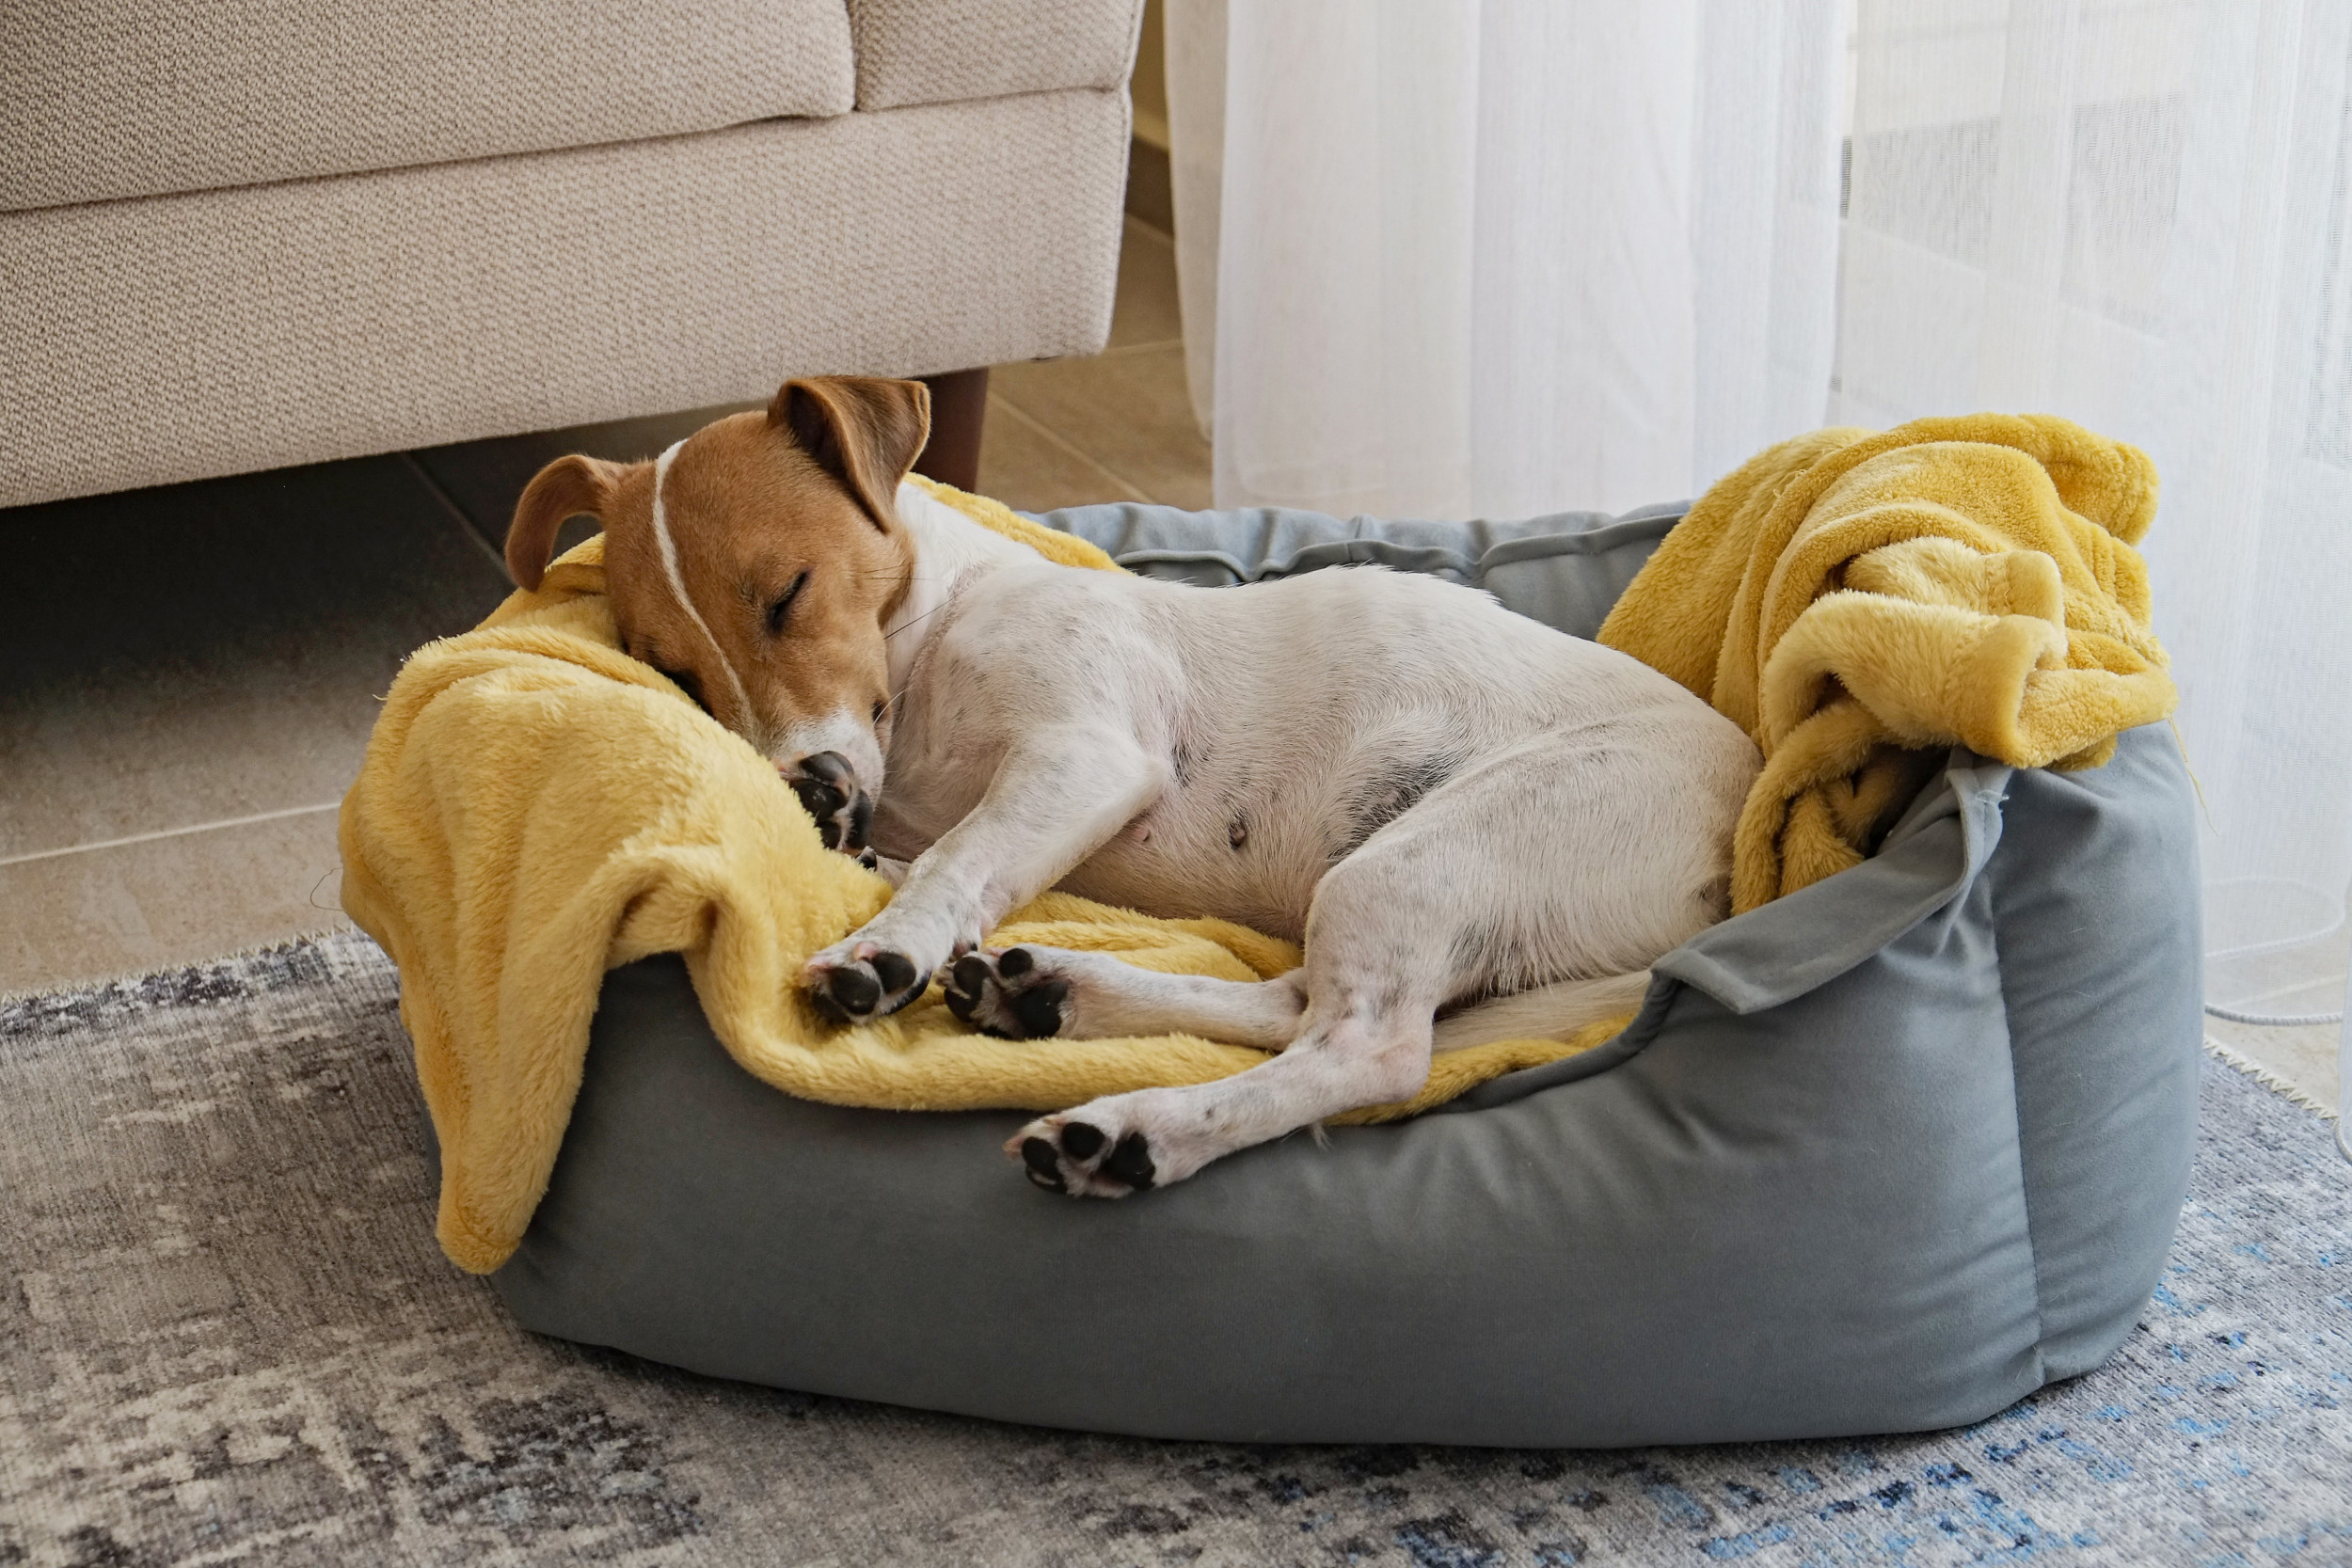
[1009,978,1068,1038]
[944,955,990,1022]
[1058,1120,1105,1160]
[820,966,880,1019]
[997,946,1034,977]
[1103,1132,1155,1190]
[870,951,917,993]
[1021,1136,1066,1192]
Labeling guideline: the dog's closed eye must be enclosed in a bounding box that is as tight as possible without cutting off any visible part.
[766,571,810,637]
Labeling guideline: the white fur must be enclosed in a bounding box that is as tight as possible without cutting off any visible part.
[798,484,1762,1196]
[882,485,1038,701]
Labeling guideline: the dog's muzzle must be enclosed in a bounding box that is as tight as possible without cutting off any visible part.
[787,751,878,867]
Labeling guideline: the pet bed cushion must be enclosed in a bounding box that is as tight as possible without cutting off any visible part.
[480,490,2201,1448]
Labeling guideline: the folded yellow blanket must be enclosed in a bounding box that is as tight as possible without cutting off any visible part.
[1597,414,2174,911]
[340,479,1616,1274]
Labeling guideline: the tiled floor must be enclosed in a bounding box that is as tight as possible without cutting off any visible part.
[984,216,1206,511]
[0,456,513,990]
[4,214,2342,1122]
[0,215,1203,996]
[2202,916,2349,1117]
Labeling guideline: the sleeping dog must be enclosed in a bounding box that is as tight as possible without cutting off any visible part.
[504,376,1760,1196]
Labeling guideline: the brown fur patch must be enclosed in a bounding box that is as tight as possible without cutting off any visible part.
[504,378,932,764]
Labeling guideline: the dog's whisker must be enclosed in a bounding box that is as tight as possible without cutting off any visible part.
[885,605,946,641]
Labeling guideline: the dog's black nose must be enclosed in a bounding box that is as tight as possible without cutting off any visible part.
[790,775,844,818]
[789,751,852,816]
[798,751,854,787]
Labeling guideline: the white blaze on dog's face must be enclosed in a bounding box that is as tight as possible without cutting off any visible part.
[501,376,930,847]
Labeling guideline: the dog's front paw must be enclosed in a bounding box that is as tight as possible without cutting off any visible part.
[942,946,1069,1038]
[803,940,931,1023]
[1009,1110,1158,1197]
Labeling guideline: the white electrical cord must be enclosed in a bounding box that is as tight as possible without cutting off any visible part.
[2204,1003,2345,1026]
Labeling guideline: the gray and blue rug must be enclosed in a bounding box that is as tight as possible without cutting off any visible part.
[3,930,2346,1566]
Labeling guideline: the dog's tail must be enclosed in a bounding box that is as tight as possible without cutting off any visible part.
[1431,971,1653,1053]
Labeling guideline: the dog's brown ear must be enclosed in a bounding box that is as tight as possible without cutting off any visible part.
[771,376,931,532]
[507,454,618,590]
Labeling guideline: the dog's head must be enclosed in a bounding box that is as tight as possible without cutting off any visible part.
[503,375,930,851]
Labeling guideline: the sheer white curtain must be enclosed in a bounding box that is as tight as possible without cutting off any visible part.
[1164,0,1847,517]
[1168,0,2352,1080]
[1834,0,2352,1035]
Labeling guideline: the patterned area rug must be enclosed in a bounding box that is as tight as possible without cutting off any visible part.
[3,931,2347,1568]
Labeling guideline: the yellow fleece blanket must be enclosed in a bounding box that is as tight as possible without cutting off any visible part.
[341,478,1619,1273]
[1597,414,2174,911]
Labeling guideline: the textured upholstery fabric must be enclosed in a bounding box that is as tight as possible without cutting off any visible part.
[0,91,1127,509]
[0,0,857,213]
[849,0,1143,111]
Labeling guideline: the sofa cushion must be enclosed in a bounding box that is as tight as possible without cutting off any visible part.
[0,0,857,213]
[849,0,1143,112]
[0,90,1128,509]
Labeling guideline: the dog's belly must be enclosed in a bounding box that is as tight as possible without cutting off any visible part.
[872,560,1747,943]
[871,748,1339,942]
[874,709,1442,942]
[1053,794,1332,943]
[1048,711,1492,941]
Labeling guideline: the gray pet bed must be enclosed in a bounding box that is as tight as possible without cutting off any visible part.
[483,500,2202,1448]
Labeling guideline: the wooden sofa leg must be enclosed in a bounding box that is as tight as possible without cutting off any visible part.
[913,368,990,492]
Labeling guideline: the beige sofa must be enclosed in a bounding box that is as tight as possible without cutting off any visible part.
[0,0,1141,509]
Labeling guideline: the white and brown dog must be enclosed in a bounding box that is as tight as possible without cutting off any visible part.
[505,377,1760,1196]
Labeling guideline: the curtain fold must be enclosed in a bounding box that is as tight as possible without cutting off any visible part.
[1164,0,1847,518]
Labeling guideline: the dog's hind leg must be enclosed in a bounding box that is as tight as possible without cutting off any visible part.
[1008,727,1737,1196]
[943,945,1308,1047]
[1008,808,1469,1196]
